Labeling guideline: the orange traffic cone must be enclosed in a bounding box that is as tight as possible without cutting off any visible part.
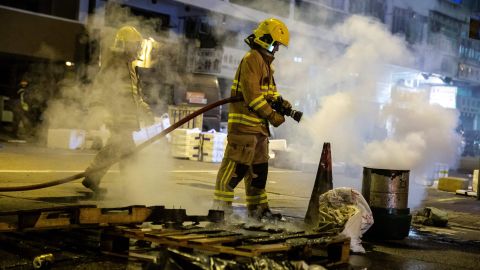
[304,142,333,226]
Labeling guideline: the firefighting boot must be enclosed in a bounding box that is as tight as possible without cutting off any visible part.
[246,163,284,222]
[258,208,285,222]
[219,163,249,223]
[211,200,233,217]
[248,205,284,222]
[82,176,107,194]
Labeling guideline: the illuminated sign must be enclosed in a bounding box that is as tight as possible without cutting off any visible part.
[429,86,457,109]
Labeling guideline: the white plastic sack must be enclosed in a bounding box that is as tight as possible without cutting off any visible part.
[342,210,364,252]
[318,187,374,253]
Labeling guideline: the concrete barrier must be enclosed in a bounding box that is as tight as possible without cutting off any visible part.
[438,177,469,192]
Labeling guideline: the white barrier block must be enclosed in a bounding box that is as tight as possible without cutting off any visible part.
[47,129,86,150]
[270,139,287,151]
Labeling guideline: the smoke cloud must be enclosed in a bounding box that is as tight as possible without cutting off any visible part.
[272,15,462,208]
[278,15,414,162]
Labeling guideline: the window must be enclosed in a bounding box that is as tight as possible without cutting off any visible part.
[295,0,348,26]
[349,0,386,22]
[429,11,463,38]
[0,0,80,20]
[230,0,290,17]
[469,17,480,40]
[331,0,346,10]
[315,0,346,10]
[392,7,426,44]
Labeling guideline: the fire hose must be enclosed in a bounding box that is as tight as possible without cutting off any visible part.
[0,95,302,192]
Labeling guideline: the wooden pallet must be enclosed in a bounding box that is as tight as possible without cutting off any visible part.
[105,226,350,266]
[0,205,225,232]
[0,205,83,231]
[78,205,151,225]
[0,205,151,231]
[0,205,350,266]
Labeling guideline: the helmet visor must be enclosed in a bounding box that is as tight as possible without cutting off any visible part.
[136,37,159,68]
[267,41,282,53]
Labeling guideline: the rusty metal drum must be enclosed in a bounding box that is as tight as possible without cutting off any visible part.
[363,168,409,209]
[362,167,411,239]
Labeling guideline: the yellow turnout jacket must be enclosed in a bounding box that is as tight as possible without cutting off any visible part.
[228,49,281,136]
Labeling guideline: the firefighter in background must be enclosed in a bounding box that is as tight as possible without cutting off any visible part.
[213,18,292,220]
[12,80,33,139]
[82,26,154,193]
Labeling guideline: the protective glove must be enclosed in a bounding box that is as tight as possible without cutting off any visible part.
[21,102,29,112]
[267,111,285,127]
[280,97,292,110]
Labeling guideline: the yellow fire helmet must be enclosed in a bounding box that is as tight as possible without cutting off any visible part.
[111,26,143,53]
[253,18,289,52]
[19,80,28,87]
[135,37,161,68]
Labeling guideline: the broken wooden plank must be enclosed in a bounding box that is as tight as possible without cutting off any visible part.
[166,233,208,241]
[0,221,16,232]
[236,243,290,256]
[188,236,239,245]
[17,206,80,230]
[0,215,18,232]
[78,205,151,225]
[325,236,350,266]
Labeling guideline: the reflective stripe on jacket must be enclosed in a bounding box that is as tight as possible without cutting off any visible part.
[17,88,29,111]
[92,56,153,131]
[228,49,280,136]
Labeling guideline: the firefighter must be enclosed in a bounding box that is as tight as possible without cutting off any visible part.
[213,18,292,221]
[12,80,33,139]
[82,26,154,194]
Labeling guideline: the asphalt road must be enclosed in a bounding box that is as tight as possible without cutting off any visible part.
[0,142,315,217]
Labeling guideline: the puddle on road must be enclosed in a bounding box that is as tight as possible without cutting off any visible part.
[31,192,100,204]
[176,182,214,190]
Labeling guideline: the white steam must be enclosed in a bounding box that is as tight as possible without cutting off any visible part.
[361,91,461,173]
[360,133,427,170]
[282,15,414,163]
[275,15,462,208]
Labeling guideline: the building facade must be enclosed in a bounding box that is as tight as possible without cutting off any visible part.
[0,0,479,152]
